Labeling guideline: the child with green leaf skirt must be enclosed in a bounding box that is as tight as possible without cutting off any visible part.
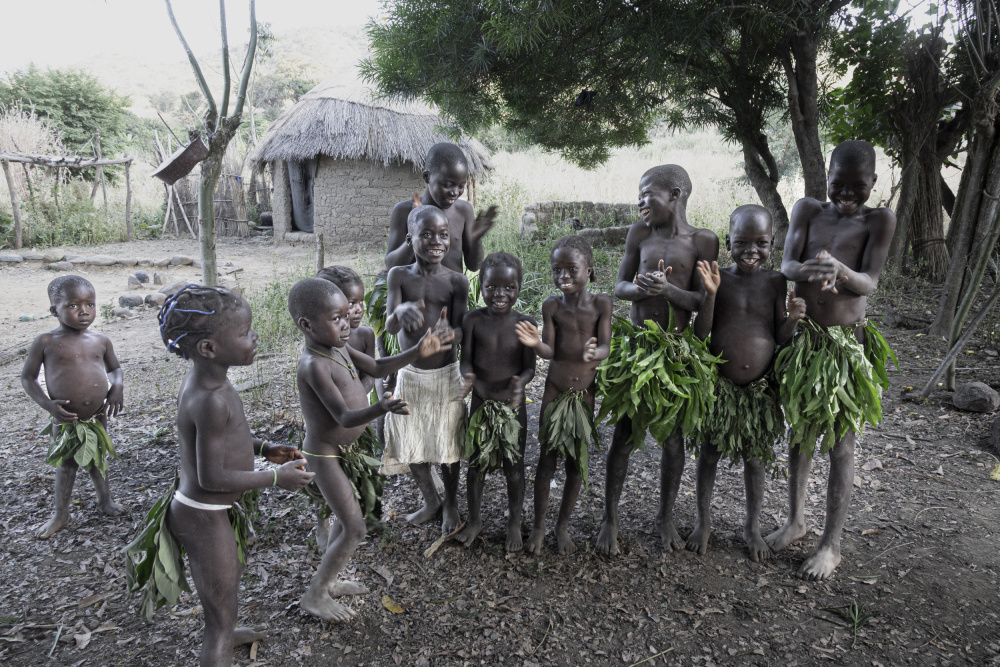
[457,253,537,552]
[515,236,612,555]
[688,205,806,562]
[596,164,720,557]
[21,275,124,539]
[768,140,898,582]
[289,278,454,622]
[126,285,315,666]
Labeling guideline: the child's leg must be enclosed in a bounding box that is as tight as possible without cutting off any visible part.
[742,454,771,562]
[687,442,721,555]
[526,448,558,554]
[168,501,244,667]
[88,415,122,516]
[37,458,77,539]
[439,462,462,534]
[765,444,811,551]
[798,432,855,581]
[554,460,582,555]
[456,466,484,547]
[316,513,332,553]
[300,458,367,621]
[656,430,686,551]
[596,417,637,556]
[501,405,528,553]
[406,463,442,525]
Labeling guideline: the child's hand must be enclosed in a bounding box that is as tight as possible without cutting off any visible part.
[469,205,499,240]
[634,259,672,296]
[262,442,305,464]
[378,391,410,415]
[802,250,843,293]
[582,337,599,362]
[104,384,124,418]
[275,459,314,491]
[396,299,426,332]
[787,289,806,321]
[514,321,541,348]
[696,260,721,295]
[433,307,451,333]
[507,376,524,408]
[417,323,454,357]
[48,399,77,422]
[460,373,475,400]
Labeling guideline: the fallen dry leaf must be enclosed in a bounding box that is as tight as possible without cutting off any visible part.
[382,595,404,614]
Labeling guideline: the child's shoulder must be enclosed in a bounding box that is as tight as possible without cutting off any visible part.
[452,199,474,218]
[515,310,536,325]
[863,204,897,228]
[391,199,416,217]
[592,292,613,310]
[790,196,829,220]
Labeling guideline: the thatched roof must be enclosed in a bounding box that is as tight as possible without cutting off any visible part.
[249,74,492,175]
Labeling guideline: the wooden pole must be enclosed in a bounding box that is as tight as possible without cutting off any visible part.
[316,231,324,271]
[163,184,175,235]
[124,159,133,241]
[90,130,101,201]
[96,130,108,217]
[2,159,23,249]
[172,185,196,239]
[53,167,60,216]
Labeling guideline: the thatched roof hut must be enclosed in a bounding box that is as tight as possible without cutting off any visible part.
[250,73,492,246]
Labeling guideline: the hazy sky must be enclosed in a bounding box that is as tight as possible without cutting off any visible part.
[0,0,383,72]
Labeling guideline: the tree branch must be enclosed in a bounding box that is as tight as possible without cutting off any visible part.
[233,0,257,120]
[218,0,231,127]
[164,0,218,125]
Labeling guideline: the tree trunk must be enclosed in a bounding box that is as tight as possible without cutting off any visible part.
[887,151,921,270]
[909,138,950,281]
[782,33,827,202]
[199,149,225,287]
[741,139,790,247]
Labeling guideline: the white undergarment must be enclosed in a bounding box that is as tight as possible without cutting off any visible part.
[173,490,231,511]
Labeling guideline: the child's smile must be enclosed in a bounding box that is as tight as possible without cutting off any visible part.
[425,163,468,209]
[309,294,353,348]
[341,283,366,329]
[410,213,451,263]
[482,266,520,314]
[727,215,772,275]
[827,163,875,216]
[637,175,677,227]
[551,247,590,293]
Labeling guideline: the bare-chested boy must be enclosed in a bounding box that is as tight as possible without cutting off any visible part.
[767,140,896,581]
[383,205,469,533]
[516,236,612,555]
[457,252,537,551]
[289,278,454,621]
[146,285,314,666]
[21,276,123,539]
[689,205,805,561]
[596,165,719,556]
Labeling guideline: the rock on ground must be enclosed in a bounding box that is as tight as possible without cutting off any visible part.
[144,292,167,307]
[127,276,142,289]
[0,253,23,263]
[159,281,188,297]
[119,294,144,308]
[153,272,172,286]
[44,261,73,272]
[42,250,65,263]
[953,381,1000,412]
[134,270,150,283]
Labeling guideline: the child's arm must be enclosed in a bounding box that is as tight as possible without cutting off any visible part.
[462,204,499,271]
[693,260,720,341]
[802,208,897,294]
[460,311,477,395]
[634,233,719,312]
[101,335,124,418]
[514,298,557,359]
[614,227,651,302]
[20,336,77,421]
[350,316,454,378]
[303,357,410,428]
[775,285,806,345]
[384,201,416,270]
[385,268,425,334]
[449,272,469,346]
[252,437,305,463]
[193,394,314,492]
[583,294,614,363]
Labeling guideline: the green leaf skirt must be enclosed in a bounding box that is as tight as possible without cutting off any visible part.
[703,375,784,467]
[43,417,118,478]
[541,389,599,489]
[464,399,521,477]
[300,427,384,524]
[596,317,723,450]
[775,318,897,458]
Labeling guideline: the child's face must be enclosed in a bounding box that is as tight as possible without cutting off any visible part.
[212,302,258,366]
[551,247,591,294]
[341,282,366,330]
[50,285,96,331]
[307,292,352,348]
[409,213,450,264]
[726,215,772,275]
[424,162,468,209]
[637,175,680,227]
[827,162,876,216]
[482,265,520,315]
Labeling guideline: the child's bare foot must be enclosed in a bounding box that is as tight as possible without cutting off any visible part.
[441,503,461,535]
[524,527,545,555]
[764,519,807,552]
[98,498,123,516]
[744,527,773,562]
[656,516,685,552]
[595,518,619,556]
[797,545,841,581]
[316,517,331,553]
[328,580,368,598]
[504,518,522,553]
[555,527,576,555]
[455,518,482,547]
[36,511,70,539]
[685,520,710,556]
[300,587,356,622]
[405,498,441,525]
[232,625,267,646]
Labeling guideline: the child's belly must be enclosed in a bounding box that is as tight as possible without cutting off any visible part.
[712,331,776,386]
[44,365,108,420]
[545,359,598,394]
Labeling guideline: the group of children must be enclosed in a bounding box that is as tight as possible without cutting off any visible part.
[20,139,896,665]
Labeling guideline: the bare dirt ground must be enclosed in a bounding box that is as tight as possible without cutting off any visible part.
[1,238,999,666]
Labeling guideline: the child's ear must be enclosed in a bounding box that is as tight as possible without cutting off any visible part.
[725,233,731,250]
[49,304,57,316]
[670,187,682,202]
[422,171,431,185]
[195,338,216,359]
[406,233,412,247]
[871,173,878,186]
[297,316,312,333]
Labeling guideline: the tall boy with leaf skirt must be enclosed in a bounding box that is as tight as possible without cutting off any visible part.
[766,139,898,581]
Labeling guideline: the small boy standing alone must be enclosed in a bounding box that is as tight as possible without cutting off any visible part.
[21,276,124,539]
[768,140,896,581]
[384,205,469,533]
[689,205,805,562]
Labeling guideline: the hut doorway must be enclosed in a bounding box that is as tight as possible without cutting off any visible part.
[288,158,318,233]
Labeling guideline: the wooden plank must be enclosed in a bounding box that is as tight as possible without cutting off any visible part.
[124,161,133,241]
[0,150,133,168]
[1,160,23,249]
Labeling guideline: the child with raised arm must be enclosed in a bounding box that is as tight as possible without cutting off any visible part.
[596,164,720,557]
[688,205,806,562]
[457,252,537,552]
[288,277,454,621]
[768,140,897,581]
[515,236,612,555]
[21,276,123,539]
[383,205,469,533]
[129,285,314,667]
